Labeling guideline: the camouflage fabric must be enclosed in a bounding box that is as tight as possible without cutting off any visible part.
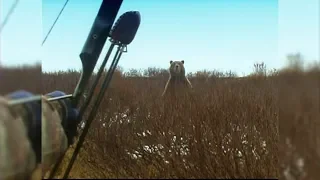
[41,96,68,174]
[0,95,69,180]
[0,96,36,180]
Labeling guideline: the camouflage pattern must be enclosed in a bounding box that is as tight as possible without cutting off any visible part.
[0,95,68,180]
[0,96,36,180]
[42,96,68,175]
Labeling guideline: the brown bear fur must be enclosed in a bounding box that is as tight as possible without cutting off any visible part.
[162,60,193,98]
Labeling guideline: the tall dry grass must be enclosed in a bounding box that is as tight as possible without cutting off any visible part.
[0,58,319,179]
[0,64,42,94]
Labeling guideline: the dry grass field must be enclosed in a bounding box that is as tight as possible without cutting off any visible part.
[0,59,319,179]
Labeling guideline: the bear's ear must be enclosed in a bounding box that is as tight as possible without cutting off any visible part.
[181,60,184,64]
[170,60,173,64]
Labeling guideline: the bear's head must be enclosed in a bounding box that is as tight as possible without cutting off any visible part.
[169,60,185,77]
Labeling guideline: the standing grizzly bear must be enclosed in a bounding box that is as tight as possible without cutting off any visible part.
[162,60,193,97]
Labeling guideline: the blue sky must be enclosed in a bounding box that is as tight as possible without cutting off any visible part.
[0,0,319,75]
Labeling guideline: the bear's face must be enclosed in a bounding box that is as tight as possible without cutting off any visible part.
[169,60,185,77]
